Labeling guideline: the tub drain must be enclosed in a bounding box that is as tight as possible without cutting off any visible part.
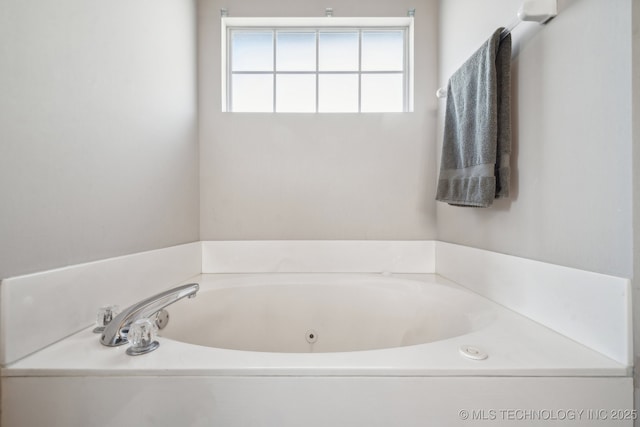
[305,330,318,344]
[459,345,488,360]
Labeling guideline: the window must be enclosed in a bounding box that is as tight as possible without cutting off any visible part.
[221,17,414,113]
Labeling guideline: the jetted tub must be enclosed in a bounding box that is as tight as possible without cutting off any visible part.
[160,274,494,353]
[2,273,631,427]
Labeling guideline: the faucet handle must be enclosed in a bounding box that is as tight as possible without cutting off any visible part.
[126,318,160,356]
[93,305,120,333]
[100,282,198,347]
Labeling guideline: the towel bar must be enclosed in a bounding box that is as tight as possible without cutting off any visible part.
[436,0,557,99]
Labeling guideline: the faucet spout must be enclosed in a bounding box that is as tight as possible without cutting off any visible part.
[100,283,199,347]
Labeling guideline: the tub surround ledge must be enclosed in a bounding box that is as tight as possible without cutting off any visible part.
[1,241,633,427]
[436,242,632,366]
[0,240,631,369]
[0,242,202,366]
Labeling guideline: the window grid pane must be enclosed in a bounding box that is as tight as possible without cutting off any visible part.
[231,31,274,72]
[318,74,359,113]
[276,31,316,72]
[228,27,407,113]
[361,73,404,112]
[318,31,359,72]
[276,74,316,112]
[231,74,273,112]
[361,30,405,71]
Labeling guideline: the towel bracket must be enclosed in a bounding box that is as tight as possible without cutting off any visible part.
[517,0,557,24]
[436,0,557,99]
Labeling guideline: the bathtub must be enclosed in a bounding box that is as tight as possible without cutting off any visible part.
[160,274,494,354]
[2,273,632,426]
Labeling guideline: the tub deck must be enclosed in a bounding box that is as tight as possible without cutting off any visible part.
[3,273,633,427]
[2,273,628,378]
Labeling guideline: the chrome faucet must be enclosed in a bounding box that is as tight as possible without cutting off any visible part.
[100,283,199,347]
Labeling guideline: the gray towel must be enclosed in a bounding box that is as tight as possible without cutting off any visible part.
[436,28,512,207]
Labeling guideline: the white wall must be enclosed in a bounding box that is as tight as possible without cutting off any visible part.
[198,0,439,240]
[0,0,200,280]
[632,0,640,417]
[437,0,633,278]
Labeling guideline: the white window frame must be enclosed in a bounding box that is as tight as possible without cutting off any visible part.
[221,17,415,113]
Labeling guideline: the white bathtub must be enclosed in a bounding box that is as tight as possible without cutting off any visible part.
[161,274,494,353]
[2,273,632,426]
